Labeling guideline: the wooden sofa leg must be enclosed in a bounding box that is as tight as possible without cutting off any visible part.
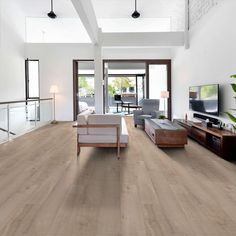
[77,144,81,160]
[117,146,120,160]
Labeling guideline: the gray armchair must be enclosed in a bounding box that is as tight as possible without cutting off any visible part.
[133,99,161,127]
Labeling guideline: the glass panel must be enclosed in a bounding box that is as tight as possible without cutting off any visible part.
[149,64,168,115]
[104,62,146,114]
[0,100,52,143]
[0,105,8,143]
[137,75,144,105]
[37,100,53,127]
[9,102,36,136]
[78,61,95,112]
[107,76,137,113]
[28,61,39,98]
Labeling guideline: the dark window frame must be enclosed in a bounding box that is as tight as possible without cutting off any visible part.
[103,59,172,119]
[25,59,40,100]
[73,59,94,121]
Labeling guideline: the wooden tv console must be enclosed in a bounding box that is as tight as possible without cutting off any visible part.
[174,119,236,161]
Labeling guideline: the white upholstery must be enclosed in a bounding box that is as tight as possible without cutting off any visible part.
[79,102,88,112]
[79,133,128,144]
[77,114,128,144]
[88,114,121,135]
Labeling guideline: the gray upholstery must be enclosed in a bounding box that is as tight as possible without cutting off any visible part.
[133,99,161,127]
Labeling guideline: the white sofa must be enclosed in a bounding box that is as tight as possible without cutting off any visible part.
[74,114,129,158]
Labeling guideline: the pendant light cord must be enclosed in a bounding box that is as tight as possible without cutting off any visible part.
[51,0,54,11]
[135,0,137,11]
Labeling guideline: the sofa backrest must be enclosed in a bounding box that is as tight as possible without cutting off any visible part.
[87,114,122,135]
[77,114,88,134]
[142,99,160,114]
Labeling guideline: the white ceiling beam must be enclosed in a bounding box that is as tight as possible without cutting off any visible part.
[100,32,184,47]
[70,0,99,43]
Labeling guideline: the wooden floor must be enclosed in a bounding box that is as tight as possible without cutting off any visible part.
[0,117,236,236]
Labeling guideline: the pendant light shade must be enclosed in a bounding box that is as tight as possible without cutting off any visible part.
[48,0,57,19]
[132,0,140,18]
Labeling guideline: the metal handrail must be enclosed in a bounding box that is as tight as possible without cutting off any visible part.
[0,98,53,105]
[0,98,53,143]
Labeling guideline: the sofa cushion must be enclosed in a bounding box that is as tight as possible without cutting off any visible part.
[79,133,128,144]
[87,114,122,135]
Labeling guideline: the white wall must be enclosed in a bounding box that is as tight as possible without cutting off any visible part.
[0,0,25,101]
[172,0,236,127]
[102,47,172,59]
[26,44,172,121]
[25,43,94,121]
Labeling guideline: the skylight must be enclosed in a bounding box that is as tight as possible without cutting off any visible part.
[26,18,91,43]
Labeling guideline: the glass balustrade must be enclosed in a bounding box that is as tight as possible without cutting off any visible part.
[0,99,53,144]
[0,104,8,143]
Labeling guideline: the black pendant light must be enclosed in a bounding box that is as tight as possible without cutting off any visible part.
[131,0,140,18]
[48,0,57,19]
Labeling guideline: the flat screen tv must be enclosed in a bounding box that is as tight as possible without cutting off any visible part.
[189,84,219,116]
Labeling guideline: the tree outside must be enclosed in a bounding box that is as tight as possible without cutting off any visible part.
[79,76,94,97]
[108,77,134,96]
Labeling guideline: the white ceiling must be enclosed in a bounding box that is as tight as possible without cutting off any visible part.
[91,0,184,19]
[18,0,185,42]
[18,0,78,18]
[91,0,185,31]
[19,0,91,43]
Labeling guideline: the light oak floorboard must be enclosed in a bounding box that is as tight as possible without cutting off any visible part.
[0,118,236,236]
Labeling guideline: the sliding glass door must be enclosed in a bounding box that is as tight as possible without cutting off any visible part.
[102,60,171,117]
[103,61,146,114]
[73,60,95,119]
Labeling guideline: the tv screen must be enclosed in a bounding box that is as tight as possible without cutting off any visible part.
[189,84,219,116]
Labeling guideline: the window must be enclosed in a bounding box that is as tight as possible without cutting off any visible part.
[25,59,40,99]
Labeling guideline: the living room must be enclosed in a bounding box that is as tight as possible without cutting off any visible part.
[0,0,236,235]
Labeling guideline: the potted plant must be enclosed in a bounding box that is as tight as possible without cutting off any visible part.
[159,115,166,120]
[225,75,236,130]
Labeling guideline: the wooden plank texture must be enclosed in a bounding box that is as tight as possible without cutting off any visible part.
[0,117,236,236]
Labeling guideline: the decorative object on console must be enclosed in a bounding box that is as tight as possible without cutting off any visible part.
[160,91,169,118]
[225,74,236,130]
[185,113,188,121]
[50,85,58,124]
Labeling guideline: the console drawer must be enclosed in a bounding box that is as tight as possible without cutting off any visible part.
[191,127,206,143]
